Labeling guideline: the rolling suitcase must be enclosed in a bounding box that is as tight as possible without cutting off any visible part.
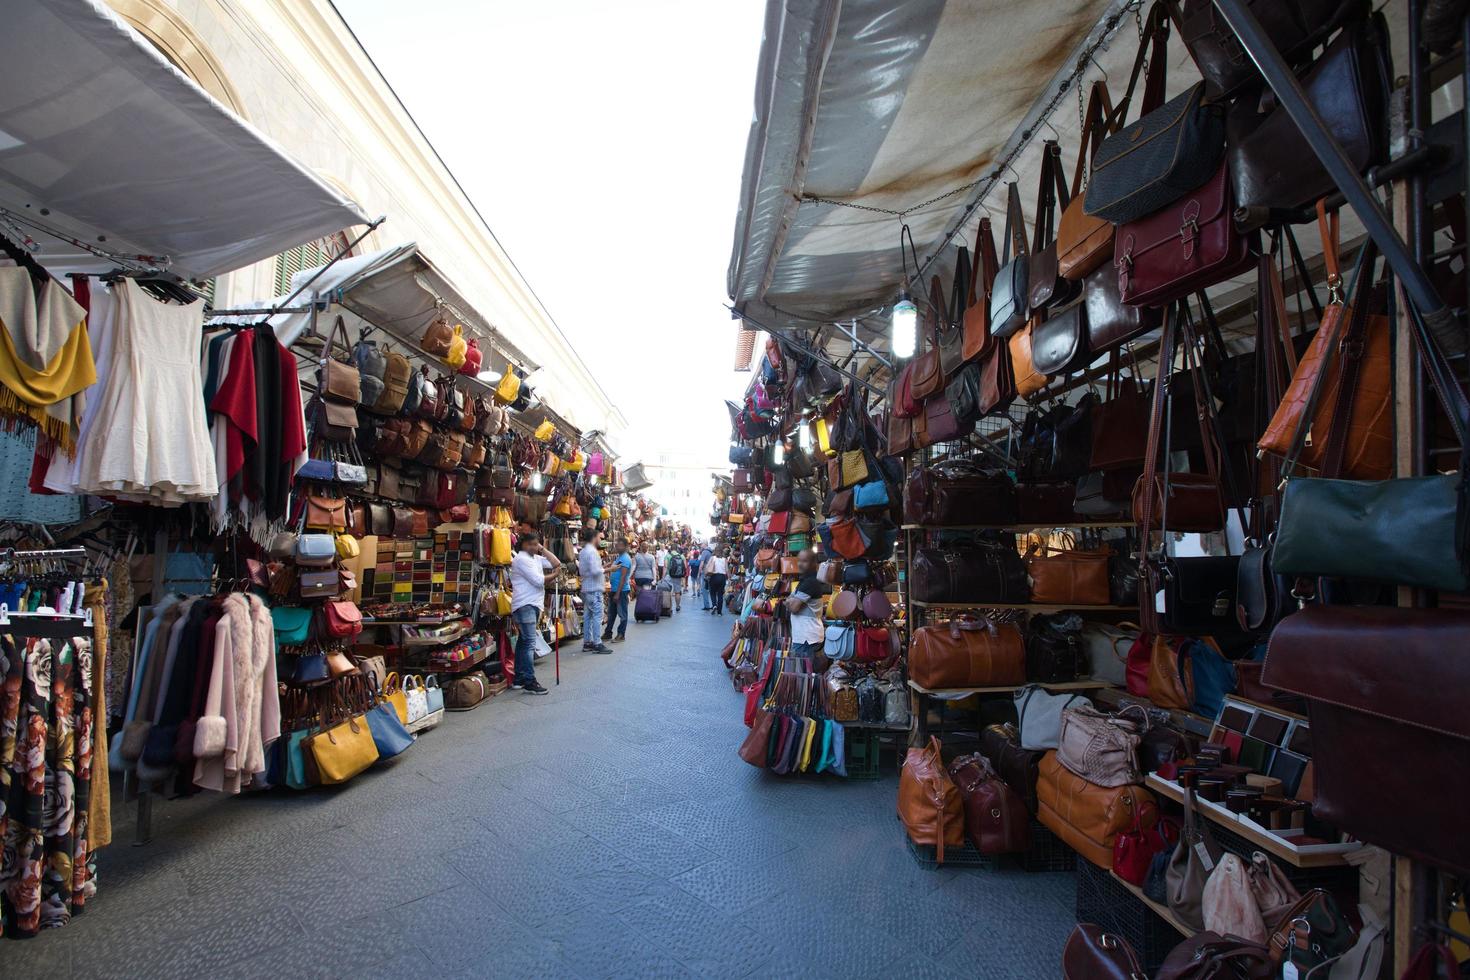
[634,589,661,623]
[660,591,673,617]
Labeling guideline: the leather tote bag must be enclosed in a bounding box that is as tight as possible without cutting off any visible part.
[1058,80,1121,282]
[1088,351,1152,471]
[988,181,1030,339]
[898,736,965,863]
[909,618,1025,689]
[1227,16,1388,220]
[1085,5,1227,225]
[962,217,999,361]
[1167,787,1222,932]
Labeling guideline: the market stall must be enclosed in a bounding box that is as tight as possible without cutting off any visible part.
[723,0,1469,973]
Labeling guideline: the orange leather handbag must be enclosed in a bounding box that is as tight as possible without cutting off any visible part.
[1026,546,1111,606]
[1008,320,1050,400]
[909,618,1025,690]
[898,736,966,863]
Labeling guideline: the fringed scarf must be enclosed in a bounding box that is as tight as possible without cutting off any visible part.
[0,267,95,449]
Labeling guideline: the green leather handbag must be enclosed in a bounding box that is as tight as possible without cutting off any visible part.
[1273,474,1469,593]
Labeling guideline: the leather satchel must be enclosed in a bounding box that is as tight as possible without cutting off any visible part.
[1056,703,1147,788]
[421,317,454,357]
[898,736,965,863]
[1265,605,1470,876]
[988,181,1030,339]
[911,545,1028,605]
[1130,472,1224,532]
[1085,259,1160,354]
[909,342,945,404]
[923,385,974,444]
[976,332,1016,416]
[1036,751,1157,869]
[1180,0,1365,98]
[1227,16,1388,219]
[1156,556,1243,636]
[947,753,1028,854]
[1027,547,1111,605]
[321,316,361,405]
[1008,319,1050,400]
[908,618,1025,689]
[904,459,1017,526]
[1062,924,1148,980]
[1030,298,1088,377]
[962,217,999,361]
[1058,80,1121,282]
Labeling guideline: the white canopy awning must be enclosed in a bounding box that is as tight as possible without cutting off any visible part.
[0,0,368,280]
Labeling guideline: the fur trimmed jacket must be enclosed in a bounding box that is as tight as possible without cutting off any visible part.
[193,594,280,793]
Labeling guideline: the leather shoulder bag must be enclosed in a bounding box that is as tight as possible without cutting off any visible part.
[962,217,998,361]
[1058,79,1121,282]
[1056,703,1147,788]
[987,181,1030,339]
[1026,141,1080,314]
[321,315,361,405]
[1179,0,1366,98]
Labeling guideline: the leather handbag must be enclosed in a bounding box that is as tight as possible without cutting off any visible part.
[1180,0,1366,98]
[898,736,966,863]
[1026,546,1110,605]
[1114,809,1171,888]
[1227,16,1388,219]
[1154,556,1243,637]
[1270,890,1359,976]
[944,363,981,427]
[922,385,974,444]
[306,708,380,785]
[988,181,1030,339]
[1008,320,1050,400]
[979,723,1044,815]
[1155,932,1273,980]
[421,316,454,357]
[1264,605,1470,876]
[975,331,1016,417]
[1024,611,1085,682]
[1015,685,1092,751]
[294,532,337,567]
[856,625,893,662]
[1089,354,1152,471]
[322,599,362,638]
[909,343,945,404]
[1026,141,1080,313]
[1113,159,1256,308]
[1080,622,1136,688]
[1246,851,1301,932]
[304,494,348,531]
[1058,80,1121,282]
[1062,924,1147,980]
[1016,482,1078,525]
[947,753,1028,854]
[313,397,358,442]
[321,316,361,405]
[1131,472,1224,532]
[904,459,1017,526]
[1085,258,1160,354]
[1203,853,1267,944]
[1166,786,1222,932]
[373,349,411,415]
[1056,703,1146,788]
[910,545,1028,605]
[365,701,414,759]
[1030,298,1089,377]
[908,618,1025,689]
[962,217,999,361]
[1036,751,1157,869]
[1085,6,1226,225]
[1146,635,1195,710]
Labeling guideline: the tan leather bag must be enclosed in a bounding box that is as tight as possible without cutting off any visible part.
[1057,81,1121,281]
[1009,319,1050,399]
[909,618,1025,690]
[1036,750,1158,869]
[1204,853,1268,944]
[1147,636,1194,710]
[962,218,999,361]
[1247,851,1301,930]
[421,317,454,357]
[321,316,361,405]
[1055,703,1147,788]
[1026,547,1111,605]
[898,736,965,863]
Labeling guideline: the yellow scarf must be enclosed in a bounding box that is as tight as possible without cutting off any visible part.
[0,268,96,448]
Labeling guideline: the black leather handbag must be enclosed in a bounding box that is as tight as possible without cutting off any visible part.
[911,545,1029,604]
[945,363,982,426]
[1025,613,1086,683]
[1050,393,1095,480]
[1180,0,1367,98]
[1154,556,1244,637]
[1030,298,1089,376]
[988,182,1030,339]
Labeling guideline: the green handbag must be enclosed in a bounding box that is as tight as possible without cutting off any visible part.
[786,533,810,554]
[1273,474,1468,593]
[271,606,313,645]
[285,729,313,789]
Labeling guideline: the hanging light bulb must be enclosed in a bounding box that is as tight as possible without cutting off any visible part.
[773,441,785,465]
[531,471,543,492]
[891,289,917,359]
[799,422,813,451]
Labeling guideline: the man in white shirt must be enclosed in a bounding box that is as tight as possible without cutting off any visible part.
[655,546,669,582]
[577,528,613,654]
[510,532,562,695]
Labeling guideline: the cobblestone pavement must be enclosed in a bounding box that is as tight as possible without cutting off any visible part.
[0,592,1074,978]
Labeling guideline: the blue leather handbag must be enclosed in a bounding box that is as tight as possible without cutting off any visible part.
[366,702,414,758]
[423,675,445,715]
[853,480,890,510]
[823,624,855,660]
[285,729,312,789]
[1186,638,1237,718]
[271,606,312,646]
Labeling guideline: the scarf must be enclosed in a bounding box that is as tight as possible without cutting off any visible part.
[0,267,96,448]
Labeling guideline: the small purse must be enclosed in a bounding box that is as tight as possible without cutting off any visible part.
[299,571,341,600]
[294,533,337,567]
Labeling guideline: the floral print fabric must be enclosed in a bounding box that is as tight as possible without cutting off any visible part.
[0,634,94,936]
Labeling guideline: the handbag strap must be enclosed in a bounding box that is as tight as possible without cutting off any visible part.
[949,246,972,327]
[1113,2,1173,127]
[1137,304,1176,555]
[968,217,998,308]
[1070,79,1118,197]
[1000,181,1027,265]
[1032,141,1068,252]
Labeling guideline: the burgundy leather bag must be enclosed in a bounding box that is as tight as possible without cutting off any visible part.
[904,460,1018,526]
[1264,605,1470,878]
[1088,352,1152,472]
[1062,924,1148,980]
[1113,160,1256,308]
[947,753,1029,854]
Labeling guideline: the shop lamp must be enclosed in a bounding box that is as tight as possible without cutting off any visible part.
[799,423,813,451]
[772,441,785,465]
[891,289,917,359]
[531,472,543,492]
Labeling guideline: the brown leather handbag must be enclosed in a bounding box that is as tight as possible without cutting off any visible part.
[1063,925,1148,980]
[1008,319,1050,400]
[421,316,454,357]
[898,736,965,863]
[962,217,999,361]
[402,419,432,459]
[976,333,1016,415]
[321,316,361,405]
[908,618,1025,690]
[829,589,859,621]
[1035,751,1158,869]
[1130,472,1225,532]
[1085,258,1161,355]
[1147,636,1194,710]
[373,349,411,415]
[947,753,1028,854]
[1156,932,1273,980]
[1027,141,1080,314]
[409,507,430,537]
[1088,352,1152,471]
[908,343,945,403]
[1026,546,1111,605]
[305,494,347,531]
[904,459,1018,527]
[1058,80,1121,282]
[392,506,414,537]
[979,723,1044,815]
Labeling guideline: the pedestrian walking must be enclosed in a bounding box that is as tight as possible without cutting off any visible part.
[603,541,634,643]
[696,543,713,609]
[655,544,669,582]
[577,527,613,653]
[632,543,657,590]
[665,548,687,611]
[705,547,729,616]
[509,532,561,695]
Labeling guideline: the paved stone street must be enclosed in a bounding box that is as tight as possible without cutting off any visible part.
[0,594,1073,978]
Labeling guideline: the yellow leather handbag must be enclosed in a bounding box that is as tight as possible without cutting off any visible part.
[534,419,555,441]
[306,713,379,785]
[381,672,410,725]
[565,451,585,472]
[489,528,512,565]
[840,450,870,487]
[446,325,467,369]
[335,534,360,559]
[494,370,521,405]
[815,418,835,458]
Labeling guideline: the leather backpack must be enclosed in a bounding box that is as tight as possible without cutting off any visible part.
[374,348,412,415]
[421,317,454,357]
[353,338,387,408]
[897,736,965,863]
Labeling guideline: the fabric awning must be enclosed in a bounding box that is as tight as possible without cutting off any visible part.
[0,0,368,280]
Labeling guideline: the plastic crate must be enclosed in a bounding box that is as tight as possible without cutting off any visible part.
[845,728,883,780]
[1074,859,1182,976]
[904,828,998,870]
[1022,820,1078,873]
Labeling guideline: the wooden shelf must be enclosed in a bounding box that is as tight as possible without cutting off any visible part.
[901,522,1131,531]
[1145,775,1356,868]
[912,601,1135,613]
[908,678,1112,696]
[1110,871,1195,938]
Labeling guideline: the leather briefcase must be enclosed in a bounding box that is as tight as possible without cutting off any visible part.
[909,618,1025,690]
[979,723,1044,816]
[989,181,1030,339]
[1265,606,1470,877]
[904,459,1017,526]
[911,545,1029,605]
[1151,556,1244,637]
[948,753,1028,854]
[1036,751,1158,869]
[1114,159,1256,308]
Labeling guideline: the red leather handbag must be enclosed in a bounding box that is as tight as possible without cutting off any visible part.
[323,600,363,638]
[1113,160,1257,307]
[1125,631,1151,698]
[830,519,868,561]
[768,511,791,534]
[1113,810,1173,886]
[856,626,892,662]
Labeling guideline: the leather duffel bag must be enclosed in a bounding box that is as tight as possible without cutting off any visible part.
[947,753,1028,854]
[909,618,1025,690]
[898,736,965,863]
[1063,924,1148,980]
[1036,750,1158,869]
[445,673,494,710]
[910,545,1028,605]
[904,459,1017,526]
[1026,548,1111,606]
[1265,605,1470,877]
[979,723,1043,815]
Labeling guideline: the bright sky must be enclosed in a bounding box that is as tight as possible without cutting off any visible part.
[334,0,764,468]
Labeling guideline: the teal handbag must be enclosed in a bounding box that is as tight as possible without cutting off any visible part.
[272,606,313,645]
[285,729,313,789]
[423,675,445,715]
[1273,474,1469,593]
